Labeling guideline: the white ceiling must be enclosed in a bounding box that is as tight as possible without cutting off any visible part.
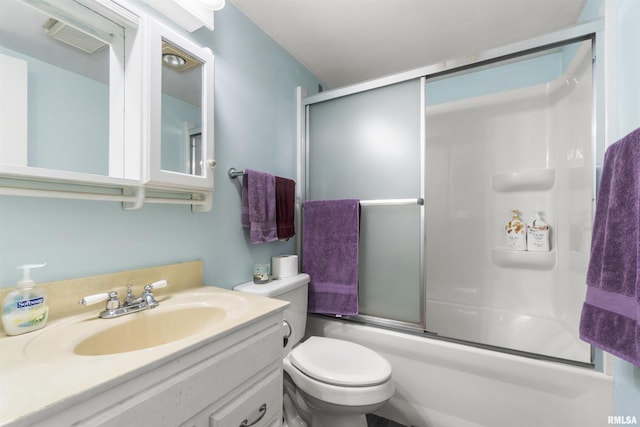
[231,0,587,89]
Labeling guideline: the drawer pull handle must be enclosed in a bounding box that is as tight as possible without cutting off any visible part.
[239,403,267,427]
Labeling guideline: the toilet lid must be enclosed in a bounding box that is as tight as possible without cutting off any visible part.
[289,336,392,387]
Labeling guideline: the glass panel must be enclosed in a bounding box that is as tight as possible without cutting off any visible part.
[307,79,422,323]
[160,40,203,175]
[359,205,421,323]
[308,80,421,200]
[425,40,593,363]
[0,0,123,175]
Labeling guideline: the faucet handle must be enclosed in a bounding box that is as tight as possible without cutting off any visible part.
[144,280,167,293]
[79,291,118,307]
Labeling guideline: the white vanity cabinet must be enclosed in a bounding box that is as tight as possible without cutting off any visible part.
[10,310,284,427]
[185,366,282,427]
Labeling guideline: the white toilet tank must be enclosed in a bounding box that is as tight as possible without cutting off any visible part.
[234,273,310,355]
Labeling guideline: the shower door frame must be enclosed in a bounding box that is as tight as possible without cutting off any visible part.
[298,19,605,361]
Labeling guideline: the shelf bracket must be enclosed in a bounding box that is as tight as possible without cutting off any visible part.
[122,186,145,210]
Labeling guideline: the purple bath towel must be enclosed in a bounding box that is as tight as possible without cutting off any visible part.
[302,199,360,315]
[241,169,278,244]
[275,176,296,240]
[579,127,640,367]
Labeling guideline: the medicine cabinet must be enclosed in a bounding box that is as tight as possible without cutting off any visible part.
[0,0,215,212]
[145,18,215,201]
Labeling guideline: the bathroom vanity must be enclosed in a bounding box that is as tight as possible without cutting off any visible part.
[0,262,287,427]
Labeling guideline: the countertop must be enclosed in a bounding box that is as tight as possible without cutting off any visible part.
[0,286,287,425]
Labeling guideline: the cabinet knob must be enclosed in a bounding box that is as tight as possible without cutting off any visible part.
[207,159,217,169]
[239,403,266,427]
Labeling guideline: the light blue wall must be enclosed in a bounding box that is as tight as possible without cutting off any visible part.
[0,2,322,289]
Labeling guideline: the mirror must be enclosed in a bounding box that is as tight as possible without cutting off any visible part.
[147,19,214,192]
[160,40,204,176]
[0,0,124,176]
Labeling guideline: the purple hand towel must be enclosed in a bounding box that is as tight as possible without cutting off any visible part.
[276,176,296,240]
[302,199,360,315]
[241,169,278,244]
[579,127,640,367]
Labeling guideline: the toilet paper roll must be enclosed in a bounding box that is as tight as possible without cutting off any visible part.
[272,255,299,279]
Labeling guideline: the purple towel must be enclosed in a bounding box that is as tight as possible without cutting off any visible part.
[579,127,640,367]
[302,199,360,315]
[275,176,296,240]
[241,169,278,244]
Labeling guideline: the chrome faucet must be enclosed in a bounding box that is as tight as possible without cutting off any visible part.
[79,280,167,319]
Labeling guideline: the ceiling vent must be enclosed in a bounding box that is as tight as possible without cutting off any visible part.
[42,18,106,54]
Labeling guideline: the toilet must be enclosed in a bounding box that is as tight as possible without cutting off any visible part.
[234,273,394,427]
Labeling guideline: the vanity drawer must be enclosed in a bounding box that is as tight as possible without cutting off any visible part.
[209,366,282,427]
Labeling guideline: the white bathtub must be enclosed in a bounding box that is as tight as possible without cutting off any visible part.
[425,300,591,363]
[306,315,613,427]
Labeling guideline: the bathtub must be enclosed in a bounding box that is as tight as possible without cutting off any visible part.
[425,300,591,363]
[306,315,613,427]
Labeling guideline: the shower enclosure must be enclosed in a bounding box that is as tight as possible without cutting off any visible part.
[301,24,601,365]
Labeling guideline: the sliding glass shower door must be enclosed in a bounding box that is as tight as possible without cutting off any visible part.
[306,79,424,326]
[424,40,594,363]
[303,30,598,364]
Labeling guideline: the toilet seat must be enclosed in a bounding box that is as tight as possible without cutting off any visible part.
[290,337,392,387]
[283,355,394,407]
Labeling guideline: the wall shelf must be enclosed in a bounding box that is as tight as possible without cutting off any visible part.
[491,248,556,270]
[491,168,556,192]
[0,166,212,212]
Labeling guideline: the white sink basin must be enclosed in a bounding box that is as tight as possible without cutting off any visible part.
[21,290,244,361]
[74,305,226,355]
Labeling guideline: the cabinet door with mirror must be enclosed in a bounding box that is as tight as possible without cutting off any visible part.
[146,19,215,192]
[0,0,137,180]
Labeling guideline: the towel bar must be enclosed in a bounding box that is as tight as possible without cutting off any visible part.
[359,198,424,206]
[303,198,424,207]
[228,168,246,179]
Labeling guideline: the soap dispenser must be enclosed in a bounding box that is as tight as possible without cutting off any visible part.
[505,210,527,251]
[2,263,49,335]
[527,211,551,251]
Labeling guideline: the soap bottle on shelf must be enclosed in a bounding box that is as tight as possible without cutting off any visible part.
[527,211,551,251]
[505,210,527,251]
[2,263,49,336]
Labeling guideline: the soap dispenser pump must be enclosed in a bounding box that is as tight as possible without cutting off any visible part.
[2,263,49,335]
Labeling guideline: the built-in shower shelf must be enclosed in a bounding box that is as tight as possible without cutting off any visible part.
[491,168,556,192]
[491,248,556,270]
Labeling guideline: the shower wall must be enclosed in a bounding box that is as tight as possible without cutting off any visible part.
[424,42,593,362]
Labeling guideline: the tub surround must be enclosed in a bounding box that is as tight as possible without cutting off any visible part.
[0,262,288,426]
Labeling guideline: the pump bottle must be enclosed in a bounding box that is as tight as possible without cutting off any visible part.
[2,263,49,335]
[527,211,551,251]
[505,210,527,251]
